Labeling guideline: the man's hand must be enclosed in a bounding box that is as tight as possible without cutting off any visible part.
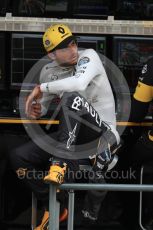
[25,85,43,118]
[26,101,42,119]
[93,147,112,171]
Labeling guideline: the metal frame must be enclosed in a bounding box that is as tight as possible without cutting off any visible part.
[48,183,153,230]
[31,182,153,230]
[31,192,37,230]
[139,166,146,230]
[67,190,75,230]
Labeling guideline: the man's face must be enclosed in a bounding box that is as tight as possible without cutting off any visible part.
[54,40,78,66]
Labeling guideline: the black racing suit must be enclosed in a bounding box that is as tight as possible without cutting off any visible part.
[10,91,117,217]
[10,45,120,221]
[129,58,153,225]
[130,58,153,162]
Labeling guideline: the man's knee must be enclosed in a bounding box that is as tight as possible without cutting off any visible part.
[62,91,81,109]
[62,91,89,116]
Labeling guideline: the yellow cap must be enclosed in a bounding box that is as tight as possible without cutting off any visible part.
[43,24,74,52]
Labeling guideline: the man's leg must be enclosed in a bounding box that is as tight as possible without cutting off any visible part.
[45,92,117,223]
[9,140,51,203]
[9,139,68,230]
[82,172,107,222]
[44,91,105,184]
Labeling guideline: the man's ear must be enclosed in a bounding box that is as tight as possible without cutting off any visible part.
[48,52,56,60]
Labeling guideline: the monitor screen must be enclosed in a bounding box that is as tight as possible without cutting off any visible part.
[11,33,48,89]
[115,0,153,20]
[73,0,114,18]
[0,33,5,89]
[8,0,153,19]
[12,0,69,18]
[77,35,106,55]
[113,36,153,92]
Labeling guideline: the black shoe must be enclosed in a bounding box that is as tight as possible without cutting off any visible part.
[81,210,98,228]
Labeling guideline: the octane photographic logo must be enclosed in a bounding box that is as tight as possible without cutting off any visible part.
[19,50,131,160]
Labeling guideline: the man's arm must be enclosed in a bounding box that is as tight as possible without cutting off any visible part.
[130,96,150,122]
[40,49,102,94]
[130,59,153,122]
[25,49,103,115]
